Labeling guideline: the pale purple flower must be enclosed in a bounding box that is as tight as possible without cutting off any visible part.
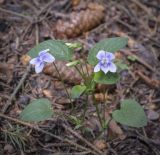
[94,50,117,74]
[30,49,55,73]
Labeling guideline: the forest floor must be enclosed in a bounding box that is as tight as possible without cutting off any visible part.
[0,0,160,155]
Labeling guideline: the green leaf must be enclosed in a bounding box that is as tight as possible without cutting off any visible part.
[94,71,120,84]
[71,85,86,99]
[88,37,128,65]
[112,99,147,127]
[127,55,137,62]
[28,40,73,61]
[65,42,82,50]
[20,98,53,122]
[115,60,129,71]
[66,60,80,67]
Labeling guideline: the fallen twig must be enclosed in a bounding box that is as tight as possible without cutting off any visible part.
[1,65,31,113]
[0,7,32,22]
[130,0,153,17]
[0,112,96,154]
[62,124,103,155]
[136,71,160,89]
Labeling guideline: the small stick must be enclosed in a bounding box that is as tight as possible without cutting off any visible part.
[62,124,103,155]
[0,7,32,22]
[136,71,160,89]
[36,0,55,17]
[0,112,94,154]
[131,0,152,17]
[1,65,31,113]
[116,18,137,32]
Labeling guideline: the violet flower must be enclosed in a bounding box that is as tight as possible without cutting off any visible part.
[94,50,117,74]
[30,49,55,73]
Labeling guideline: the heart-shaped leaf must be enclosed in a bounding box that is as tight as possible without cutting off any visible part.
[71,85,86,99]
[88,37,128,66]
[94,71,120,84]
[28,40,73,61]
[112,99,147,127]
[20,98,53,122]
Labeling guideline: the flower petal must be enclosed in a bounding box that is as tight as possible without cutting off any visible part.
[108,62,117,73]
[30,58,38,65]
[105,52,115,60]
[94,63,101,72]
[35,62,45,73]
[100,65,109,74]
[39,49,50,56]
[96,50,106,60]
[41,53,55,63]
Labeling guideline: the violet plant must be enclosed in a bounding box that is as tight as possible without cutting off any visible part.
[20,38,147,130]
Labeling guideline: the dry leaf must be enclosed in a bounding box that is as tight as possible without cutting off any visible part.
[115,52,123,59]
[71,0,81,6]
[105,111,125,140]
[94,92,114,102]
[21,54,31,65]
[94,140,107,150]
[43,89,53,98]
[0,62,13,83]
[56,97,71,105]
[43,62,82,84]
[54,3,105,38]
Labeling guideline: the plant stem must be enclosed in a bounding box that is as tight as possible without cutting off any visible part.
[82,94,89,122]
[80,63,85,77]
[92,94,103,128]
[103,89,107,123]
[85,61,90,77]
[52,62,73,109]
[74,66,86,80]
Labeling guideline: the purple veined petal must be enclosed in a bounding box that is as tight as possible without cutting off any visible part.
[94,63,101,72]
[30,58,38,65]
[100,65,109,74]
[35,62,45,73]
[108,62,117,73]
[96,50,106,60]
[105,52,115,60]
[41,53,55,63]
[39,49,50,56]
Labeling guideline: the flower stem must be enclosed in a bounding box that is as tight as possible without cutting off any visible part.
[80,63,85,77]
[92,94,103,128]
[85,61,90,77]
[52,62,73,109]
[82,94,89,122]
[74,66,86,81]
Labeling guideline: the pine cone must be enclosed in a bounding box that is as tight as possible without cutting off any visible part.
[54,3,105,38]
